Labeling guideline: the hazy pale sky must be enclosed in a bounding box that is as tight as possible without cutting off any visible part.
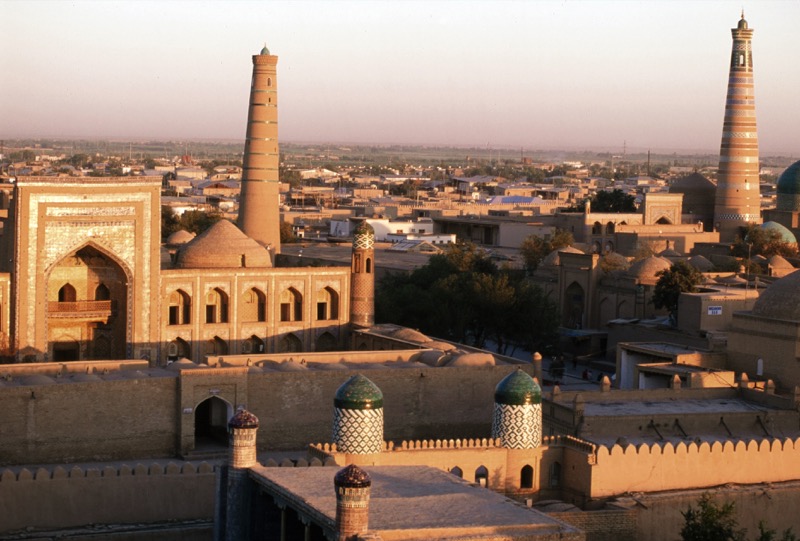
[1,0,798,154]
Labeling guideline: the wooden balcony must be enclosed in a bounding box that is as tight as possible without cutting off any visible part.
[47,300,115,320]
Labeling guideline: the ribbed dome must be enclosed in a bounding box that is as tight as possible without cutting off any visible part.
[494,369,541,406]
[752,269,800,320]
[334,464,371,488]
[175,220,272,269]
[776,161,800,211]
[166,229,195,245]
[334,374,383,410]
[628,256,672,283]
[229,408,259,429]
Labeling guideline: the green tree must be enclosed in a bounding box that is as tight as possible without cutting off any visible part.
[754,522,797,541]
[653,260,703,324]
[279,221,296,243]
[566,189,637,213]
[520,229,574,271]
[680,494,746,541]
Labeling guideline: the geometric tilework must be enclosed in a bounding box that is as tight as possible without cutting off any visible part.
[333,407,383,454]
[491,403,541,449]
[353,233,374,251]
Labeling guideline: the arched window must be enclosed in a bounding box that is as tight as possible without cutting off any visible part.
[95,283,110,301]
[365,258,372,273]
[475,465,489,487]
[169,289,191,325]
[450,466,463,478]
[168,337,191,361]
[549,462,561,488]
[205,336,228,357]
[279,333,302,353]
[205,288,228,324]
[59,283,76,303]
[242,335,264,354]
[242,288,266,322]
[315,332,337,352]
[606,222,615,234]
[316,287,339,320]
[592,221,602,235]
[520,465,534,489]
[280,288,302,322]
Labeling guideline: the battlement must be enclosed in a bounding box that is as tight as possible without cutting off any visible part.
[0,461,215,483]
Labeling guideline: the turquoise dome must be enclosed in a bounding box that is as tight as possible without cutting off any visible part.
[260,44,270,55]
[761,221,797,244]
[776,161,800,211]
[495,369,541,406]
[334,374,383,410]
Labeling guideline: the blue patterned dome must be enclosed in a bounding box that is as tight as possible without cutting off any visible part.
[334,374,383,410]
[776,161,800,211]
[494,370,541,406]
[760,221,797,244]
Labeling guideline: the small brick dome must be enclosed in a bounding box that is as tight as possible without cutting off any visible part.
[175,220,272,269]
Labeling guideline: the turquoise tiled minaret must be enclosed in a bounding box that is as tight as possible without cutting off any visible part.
[333,374,384,454]
[491,370,542,449]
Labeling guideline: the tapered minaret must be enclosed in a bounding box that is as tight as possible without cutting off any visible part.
[238,45,281,257]
[713,13,761,242]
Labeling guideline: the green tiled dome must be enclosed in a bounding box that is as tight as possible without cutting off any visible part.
[334,374,383,410]
[260,44,270,55]
[776,161,800,211]
[761,221,797,244]
[495,369,541,406]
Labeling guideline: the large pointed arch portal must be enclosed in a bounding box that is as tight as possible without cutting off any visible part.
[45,243,131,361]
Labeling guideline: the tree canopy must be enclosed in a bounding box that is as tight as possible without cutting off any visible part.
[652,260,703,323]
[520,229,574,272]
[161,207,223,238]
[375,242,559,355]
[731,224,798,259]
[681,494,795,541]
[567,189,637,213]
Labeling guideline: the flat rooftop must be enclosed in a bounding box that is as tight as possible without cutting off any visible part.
[583,397,770,418]
[249,465,582,540]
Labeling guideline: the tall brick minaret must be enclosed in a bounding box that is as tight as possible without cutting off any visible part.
[238,44,281,258]
[713,13,761,242]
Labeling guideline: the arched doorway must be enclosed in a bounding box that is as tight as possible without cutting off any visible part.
[194,396,231,450]
[315,332,337,352]
[563,282,585,329]
[520,465,534,489]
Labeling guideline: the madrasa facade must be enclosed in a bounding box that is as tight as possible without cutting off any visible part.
[0,46,358,366]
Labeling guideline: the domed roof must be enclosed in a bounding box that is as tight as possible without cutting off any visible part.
[334,464,371,488]
[495,369,541,406]
[541,245,583,267]
[627,256,671,282]
[658,248,682,258]
[229,408,259,429]
[767,254,794,269]
[260,44,270,55]
[445,352,495,367]
[688,255,714,272]
[166,229,196,245]
[353,220,375,236]
[334,374,383,410]
[776,161,800,211]
[600,252,629,272]
[761,221,797,244]
[737,14,748,29]
[175,220,272,269]
[669,172,716,195]
[752,269,800,320]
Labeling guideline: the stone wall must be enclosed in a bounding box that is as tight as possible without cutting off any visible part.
[0,461,215,535]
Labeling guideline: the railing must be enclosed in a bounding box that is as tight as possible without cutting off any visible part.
[48,300,114,316]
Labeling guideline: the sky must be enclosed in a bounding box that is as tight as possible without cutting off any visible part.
[1,0,798,154]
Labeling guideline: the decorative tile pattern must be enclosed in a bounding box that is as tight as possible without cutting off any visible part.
[333,407,383,454]
[491,403,542,449]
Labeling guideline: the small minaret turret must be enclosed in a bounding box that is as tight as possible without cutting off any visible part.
[333,374,383,455]
[334,464,372,541]
[350,220,375,329]
[215,407,259,541]
[713,13,761,242]
[492,369,542,449]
